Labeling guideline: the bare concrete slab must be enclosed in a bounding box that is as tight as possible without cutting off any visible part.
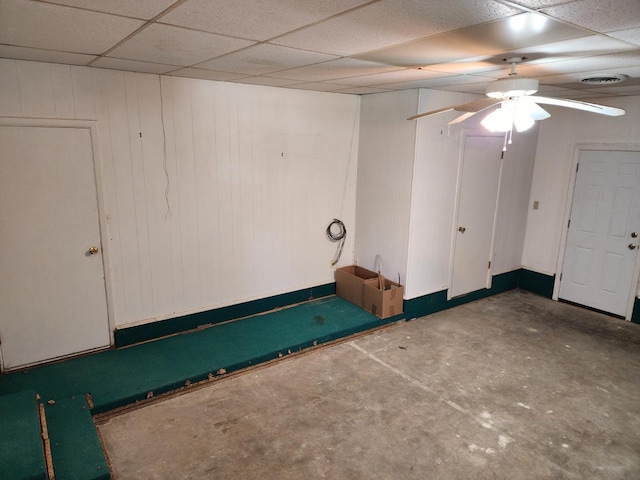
[97,290,640,479]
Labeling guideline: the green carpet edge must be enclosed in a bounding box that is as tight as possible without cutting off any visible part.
[45,395,110,480]
[0,390,47,480]
[114,283,336,347]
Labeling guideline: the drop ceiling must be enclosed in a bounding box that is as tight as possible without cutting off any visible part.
[1,0,639,98]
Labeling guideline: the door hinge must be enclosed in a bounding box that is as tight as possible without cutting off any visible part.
[488,261,491,269]
[576,163,579,172]
[568,219,571,228]
[560,273,563,281]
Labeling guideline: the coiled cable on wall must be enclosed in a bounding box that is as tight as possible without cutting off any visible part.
[326,219,347,266]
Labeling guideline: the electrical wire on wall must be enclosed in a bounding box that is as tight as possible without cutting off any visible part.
[326,219,346,266]
[326,104,358,267]
[159,76,172,221]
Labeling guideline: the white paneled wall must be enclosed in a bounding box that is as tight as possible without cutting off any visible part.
[356,88,537,300]
[521,95,640,297]
[355,90,418,283]
[0,59,359,327]
[406,89,537,299]
[522,96,640,273]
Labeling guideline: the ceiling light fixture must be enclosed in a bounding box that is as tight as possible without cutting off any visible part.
[481,99,536,150]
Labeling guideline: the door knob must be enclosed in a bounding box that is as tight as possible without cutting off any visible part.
[458,227,466,233]
[630,244,638,250]
[632,232,638,238]
[88,246,99,255]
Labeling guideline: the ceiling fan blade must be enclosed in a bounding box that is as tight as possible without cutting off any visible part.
[448,112,477,125]
[518,98,550,120]
[407,105,454,121]
[408,97,501,121]
[529,96,625,116]
[453,97,502,113]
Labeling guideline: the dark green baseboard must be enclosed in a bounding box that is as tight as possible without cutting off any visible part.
[115,268,558,349]
[632,298,640,324]
[404,270,520,320]
[519,269,555,298]
[115,283,335,347]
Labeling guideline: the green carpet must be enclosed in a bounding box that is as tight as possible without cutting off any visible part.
[0,296,400,479]
[0,296,396,413]
[0,390,47,480]
[45,395,110,480]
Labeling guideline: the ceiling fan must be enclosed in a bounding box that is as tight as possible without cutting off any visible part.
[408,57,625,149]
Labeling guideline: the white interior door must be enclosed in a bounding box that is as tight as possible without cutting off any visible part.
[449,135,503,298]
[559,150,640,317]
[0,125,110,370]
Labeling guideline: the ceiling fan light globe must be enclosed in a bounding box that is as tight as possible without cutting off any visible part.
[481,108,512,132]
[513,111,535,131]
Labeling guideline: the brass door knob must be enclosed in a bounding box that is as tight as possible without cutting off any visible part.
[629,244,638,251]
[632,232,638,238]
[458,226,466,233]
[88,246,99,255]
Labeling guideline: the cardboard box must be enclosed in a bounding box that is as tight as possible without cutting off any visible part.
[363,278,404,319]
[335,266,379,307]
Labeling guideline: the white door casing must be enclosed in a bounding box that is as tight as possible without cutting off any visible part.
[449,134,504,299]
[559,149,640,317]
[0,122,111,370]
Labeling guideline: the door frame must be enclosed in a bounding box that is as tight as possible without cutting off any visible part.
[0,117,115,369]
[553,142,640,320]
[447,129,505,300]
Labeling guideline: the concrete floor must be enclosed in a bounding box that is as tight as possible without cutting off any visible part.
[97,290,640,479]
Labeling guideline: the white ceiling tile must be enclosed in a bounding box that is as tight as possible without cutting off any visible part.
[195,44,338,75]
[0,44,96,65]
[231,76,303,87]
[160,0,372,41]
[382,74,496,91]
[607,27,640,46]
[419,60,504,75]
[273,0,521,56]
[108,24,256,66]
[431,84,488,95]
[357,13,589,67]
[40,0,177,20]
[583,84,640,95]
[515,35,637,61]
[267,58,401,81]
[283,82,348,92]
[541,0,640,33]
[92,57,179,74]
[332,69,451,87]
[333,86,394,95]
[167,67,248,81]
[515,50,640,77]
[0,0,144,54]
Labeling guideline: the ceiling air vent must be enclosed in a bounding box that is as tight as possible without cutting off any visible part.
[580,74,628,85]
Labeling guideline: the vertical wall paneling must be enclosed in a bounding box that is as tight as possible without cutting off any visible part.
[407,89,537,299]
[91,68,126,323]
[491,125,537,275]
[0,59,360,328]
[158,76,185,313]
[0,59,22,116]
[167,77,202,312]
[105,70,146,321]
[522,96,640,287]
[50,64,75,119]
[16,61,57,118]
[70,66,97,120]
[407,90,481,298]
[355,89,418,285]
